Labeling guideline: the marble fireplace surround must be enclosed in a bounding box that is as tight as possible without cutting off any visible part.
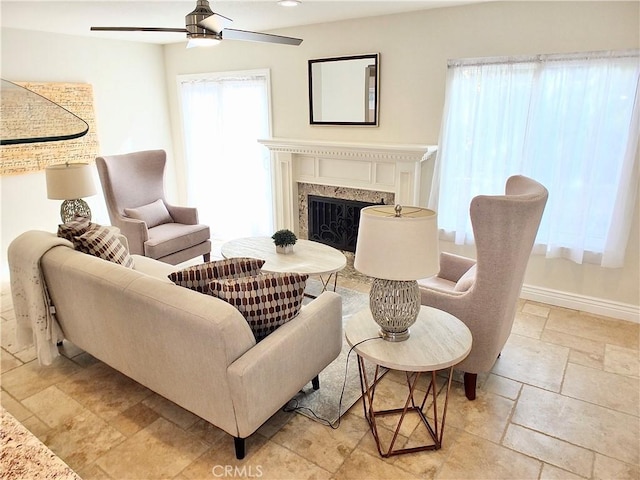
[258,138,437,234]
[297,183,395,241]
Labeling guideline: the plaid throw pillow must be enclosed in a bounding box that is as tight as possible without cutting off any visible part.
[73,225,134,268]
[168,257,265,293]
[57,217,94,242]
[207,272,308,342]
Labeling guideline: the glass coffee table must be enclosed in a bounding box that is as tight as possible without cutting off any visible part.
[220,236,347,294]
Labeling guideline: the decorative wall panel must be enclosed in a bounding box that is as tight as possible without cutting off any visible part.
[0,82,99,176]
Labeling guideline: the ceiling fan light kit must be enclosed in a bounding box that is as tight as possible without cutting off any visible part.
[91,0,302,47]
[186,37,221,48]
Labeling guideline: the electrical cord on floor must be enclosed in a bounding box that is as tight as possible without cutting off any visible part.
[283,336,382,429]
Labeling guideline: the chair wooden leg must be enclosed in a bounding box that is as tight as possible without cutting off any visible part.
[312,375,320,390]
[234,437,246,459]
[464,372,477,401]
[203,253,211,262]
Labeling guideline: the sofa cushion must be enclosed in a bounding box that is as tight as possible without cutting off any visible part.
[144,223,210,260]
[169,257,265,293]
[124,199,173,228]
[454,265,477,292]
[207,272,308,342]
[73,225,135,268]
[57,217,94,242]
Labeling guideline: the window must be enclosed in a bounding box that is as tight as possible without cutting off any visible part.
[178,70,273,240]
[431,50,640,267]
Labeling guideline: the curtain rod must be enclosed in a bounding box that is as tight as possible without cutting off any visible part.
[180,75,266,83]
[448,49,639,68]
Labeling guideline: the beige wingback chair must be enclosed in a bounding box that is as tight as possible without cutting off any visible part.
[419,175,548,400]
[96,149,211,265]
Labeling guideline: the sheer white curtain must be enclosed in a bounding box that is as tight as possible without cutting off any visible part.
[179,71,273,240]
[431,50,640,267]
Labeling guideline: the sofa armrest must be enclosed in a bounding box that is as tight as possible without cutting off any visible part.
[226,291,343,438]
[166,204,198,225]
[437,252,476,283]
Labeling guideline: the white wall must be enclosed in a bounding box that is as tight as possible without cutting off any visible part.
[163,1,639,315]
[1,28,174,276]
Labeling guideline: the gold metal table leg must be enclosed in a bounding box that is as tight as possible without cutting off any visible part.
[306,272,340,299]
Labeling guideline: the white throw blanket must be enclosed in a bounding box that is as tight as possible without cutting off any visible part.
[8,230,72,365]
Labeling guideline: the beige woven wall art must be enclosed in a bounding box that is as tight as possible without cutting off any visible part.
[0,82,100,176]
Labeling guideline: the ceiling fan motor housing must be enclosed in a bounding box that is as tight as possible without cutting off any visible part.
[185,0,221,40]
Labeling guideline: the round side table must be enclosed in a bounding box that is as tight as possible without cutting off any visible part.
[345,306,472,457]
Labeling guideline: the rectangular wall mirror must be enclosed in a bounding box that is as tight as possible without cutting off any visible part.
[308,53,379,126]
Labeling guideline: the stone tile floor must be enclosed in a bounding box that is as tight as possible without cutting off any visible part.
[1,249,639,480]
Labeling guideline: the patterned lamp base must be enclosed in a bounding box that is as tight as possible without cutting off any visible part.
[369,278,421,342]
[60,198,91,224]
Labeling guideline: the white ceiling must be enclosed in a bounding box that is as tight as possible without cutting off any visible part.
[1,0,486,45]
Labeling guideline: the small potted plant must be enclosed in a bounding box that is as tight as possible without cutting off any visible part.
[272,229,297,254]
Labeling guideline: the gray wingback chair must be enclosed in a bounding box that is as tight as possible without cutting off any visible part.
[96,149,211,265]
[418,175,548,400]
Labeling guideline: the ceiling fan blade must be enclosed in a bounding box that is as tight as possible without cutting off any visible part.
[197,13,233,34]
[221,28,302,46]
[91,27,187,33]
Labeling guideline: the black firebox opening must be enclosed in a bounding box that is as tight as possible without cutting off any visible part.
[308,195,384,253]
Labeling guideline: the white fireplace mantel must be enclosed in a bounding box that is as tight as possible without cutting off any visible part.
[259,138,437,231]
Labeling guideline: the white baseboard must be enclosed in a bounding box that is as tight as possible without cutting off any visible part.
[521,284,640,324]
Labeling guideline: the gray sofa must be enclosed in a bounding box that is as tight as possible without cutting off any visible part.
[16,231,343,459]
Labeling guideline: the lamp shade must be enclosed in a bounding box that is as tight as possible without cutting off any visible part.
[46,162,96,200]
[354,205,439,281]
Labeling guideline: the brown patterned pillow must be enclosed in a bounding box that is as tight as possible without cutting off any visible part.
[207,272,308,342]
[168,257,266,293]
[73,225,134,268]
[57,217,94,242]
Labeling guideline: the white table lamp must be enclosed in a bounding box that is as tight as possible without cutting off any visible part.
[354,205,439,341]
[46,162,96,223]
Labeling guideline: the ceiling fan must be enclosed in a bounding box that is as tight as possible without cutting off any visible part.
[91,0,303,47]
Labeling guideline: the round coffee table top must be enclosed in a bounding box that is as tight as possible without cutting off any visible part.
[221,237,347,276]
[345,306,472,372]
